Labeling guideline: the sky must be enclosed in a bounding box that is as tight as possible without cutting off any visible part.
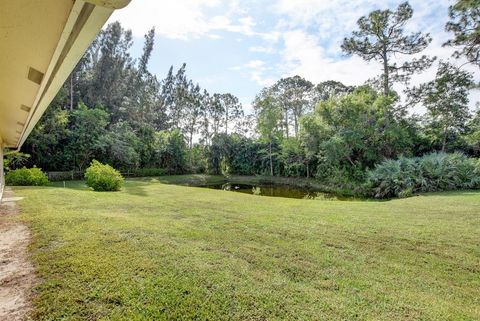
[108,0,480,114]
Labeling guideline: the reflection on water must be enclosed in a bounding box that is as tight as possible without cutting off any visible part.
[201,183,355,201]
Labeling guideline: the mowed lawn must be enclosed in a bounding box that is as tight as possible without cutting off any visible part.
[12,176,480,320]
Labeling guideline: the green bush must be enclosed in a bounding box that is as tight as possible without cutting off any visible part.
[367,152,480,198]
[5,166,49,186]
[85,160,124,191]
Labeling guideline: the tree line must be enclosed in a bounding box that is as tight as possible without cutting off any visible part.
[19,0,479,189]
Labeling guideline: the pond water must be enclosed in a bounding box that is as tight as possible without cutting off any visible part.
[200,182,356,201]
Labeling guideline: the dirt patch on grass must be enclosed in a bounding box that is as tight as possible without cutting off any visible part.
[0,189,36,321]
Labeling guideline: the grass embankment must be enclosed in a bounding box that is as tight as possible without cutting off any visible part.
[12,176,480,320]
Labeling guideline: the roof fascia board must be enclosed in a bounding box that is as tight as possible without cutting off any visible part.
[85,0,131,9]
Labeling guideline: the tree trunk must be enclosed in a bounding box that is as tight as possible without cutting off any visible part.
[382,46,389,96]
[225,107,228,135]
[306,162,309,178]
[189,130,194,169]
[70,74,74,110]
[269,141,273,176]
[189,130,193,150]
[442,127,448,152]
[294,112,298,137]
[284,108,289,138]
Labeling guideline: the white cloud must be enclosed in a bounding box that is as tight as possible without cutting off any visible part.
[109,0,220,39]
[273,0,386,40]
[208,34,222,40]
[244,60,265,69]
[249,46,275,54]
[279,30,379,85]
[231,60,276,86]
[109,0,266,40]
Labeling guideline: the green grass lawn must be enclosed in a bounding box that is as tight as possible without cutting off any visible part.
[11,176,480,320]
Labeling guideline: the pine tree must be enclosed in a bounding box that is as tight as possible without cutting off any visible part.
[444,0,480,67]
[342,2,434,95]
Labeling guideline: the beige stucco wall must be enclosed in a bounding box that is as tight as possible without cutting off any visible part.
[0,137,4,200]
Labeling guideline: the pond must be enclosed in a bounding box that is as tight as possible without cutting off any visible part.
[199,182,356,201]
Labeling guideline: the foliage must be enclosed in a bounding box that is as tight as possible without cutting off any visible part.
[407,62,475,151]
[279,137,306,177]
[155,130,188,174]
[98,122,141,170]
[23,90,71,171]
[444,0,480,67]
[207,134,263,176]
[129,168,167,177]
[68,103,110,171]
[189,144,208,174]
[304,87,416,184]
[255,92,284,176]
[464,107,480,156]
[5,167,48,186]
[271,76,314,137]
[3,151,30,172]
[312,80,353,102]
[367,152,480,198]
[84,160,124,191]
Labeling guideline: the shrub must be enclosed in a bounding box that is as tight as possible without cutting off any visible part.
[366,152,480,198]
[5,166,49,186]
[85,160,124,191]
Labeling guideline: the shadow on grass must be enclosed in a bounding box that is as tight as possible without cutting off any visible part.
[123,179,152,197]
[412,189,480,198]
[156,174,227,186]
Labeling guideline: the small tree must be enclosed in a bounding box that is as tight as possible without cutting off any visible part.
[464,107,480,155]
[220,93,243,135]
[255,93,283,176]
[409,62,475,151]
[342,2,434,95]
[299,114,326,178]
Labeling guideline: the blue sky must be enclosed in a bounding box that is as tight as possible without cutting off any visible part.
[108,0,479,114]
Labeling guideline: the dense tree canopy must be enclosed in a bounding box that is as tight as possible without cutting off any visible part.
[408,62,475,151]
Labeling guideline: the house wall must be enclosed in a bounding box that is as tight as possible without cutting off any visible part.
[0,137,4,200]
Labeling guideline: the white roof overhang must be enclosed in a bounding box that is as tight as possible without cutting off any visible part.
[0,0,130,149]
